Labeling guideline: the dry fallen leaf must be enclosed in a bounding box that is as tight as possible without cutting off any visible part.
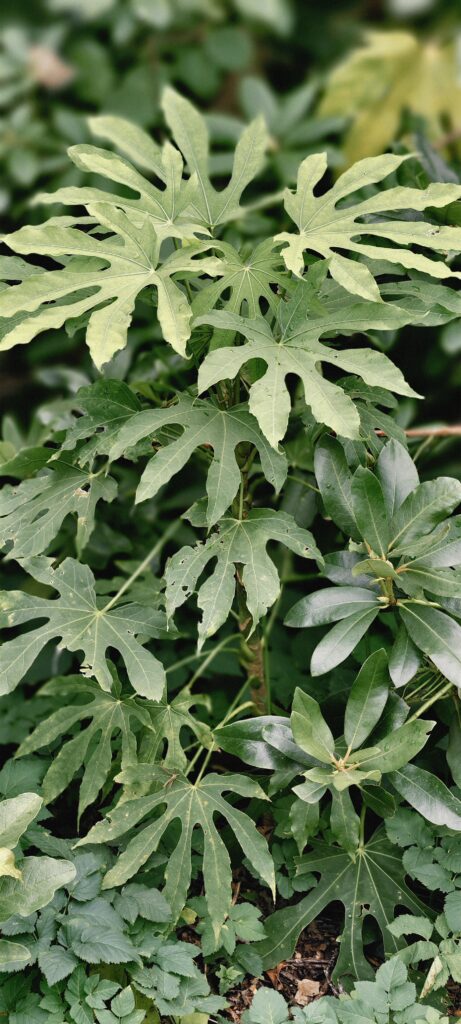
[294,978,321,1005]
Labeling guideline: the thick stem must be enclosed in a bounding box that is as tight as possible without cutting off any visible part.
[407,680,453,722]
[376,426,461,438]
[231,440,270,713]
[242,628,268,714]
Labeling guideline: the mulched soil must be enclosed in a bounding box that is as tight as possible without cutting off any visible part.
[222,914,461,1021]
[225,914,343,1021]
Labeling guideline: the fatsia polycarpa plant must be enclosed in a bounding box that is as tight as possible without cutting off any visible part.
[2,84,461,1011]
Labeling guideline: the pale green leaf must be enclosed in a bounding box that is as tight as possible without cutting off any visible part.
[0,205,221,368]
[291,689,335,763]
[0,792,42,849]
[0,856,76,919]
[276,151,461,299]
[162,86,269,229]
[109,394,287,526]
[34,137,203,241]
[165,508,320,648]
[0,556,167,699]
[196,276,417,447]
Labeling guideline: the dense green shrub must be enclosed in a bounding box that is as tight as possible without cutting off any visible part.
[1,2,461,1022]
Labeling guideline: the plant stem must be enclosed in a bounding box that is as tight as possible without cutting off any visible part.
[102,521,179,612]
[188,679,254,781]
[359,805,366,849]
[166,636,240,678]
[407,680,453,722]
[188,634,241,688]
[376,426,461,437]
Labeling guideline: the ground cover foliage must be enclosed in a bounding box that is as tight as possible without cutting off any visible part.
[1,0,461,1021]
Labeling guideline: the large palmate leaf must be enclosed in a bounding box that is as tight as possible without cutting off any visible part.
[0,456,117,558]
[78,766,275,937]
[109,394,287,526]
[275,151,461,301]
[196,273,417,447]
[0,205,221,369]
[161,86,269,230]
[319,30,461,164]
[165,507,320,647]
[16,676,153,819]
[256,829,429,983]
[0,556,167,699]
[34,131,203,241]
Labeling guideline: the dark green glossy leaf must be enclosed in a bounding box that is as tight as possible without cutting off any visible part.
[390,764,461,829]
[344,648,389,751]
[399,602,461,687]
[311,607,381,676]
[314,436,359,539]
[291,689,335,763]
[285,586,377,628]
[352,466,390,557]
